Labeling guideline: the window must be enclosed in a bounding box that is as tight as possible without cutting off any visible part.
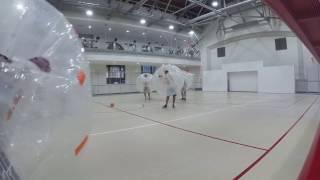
[106,65,125,84]
[217,47,226,57]
[275,38,287,51]
[141,65,156,74]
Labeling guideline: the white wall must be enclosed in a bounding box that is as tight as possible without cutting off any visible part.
[203,61,295,93]
[181,66,202,89]
[203,70,227,91]
[90,63,140,95]
[295,42,320,92]
[259,66,295,93]
[199,7,320,93]
[208,37,299,77]
[90,63,201,95]
[200,8,290,70]
[228,71,258,92]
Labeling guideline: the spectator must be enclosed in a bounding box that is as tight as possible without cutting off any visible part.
[131,40,137,51]
[113,38,118,50]
[146,42,153,52]
[107,38,124,50]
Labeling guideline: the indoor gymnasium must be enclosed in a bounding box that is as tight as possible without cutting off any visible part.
[1,0,320,180]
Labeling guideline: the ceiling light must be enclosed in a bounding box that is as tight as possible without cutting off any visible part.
[169,25,174,30]
[86,10,93,16]
[142,32,146,35]
[174,38,177,41]
[211,1,219,7]
[126,30,130,33]
[88,25,92,29]
[16,3,27,13]
[160,35,162,38]
[140,19,146,25]
[188,30,195,35]
[184,40,186,42]
[16,3,24,10]
[108,27,112,31]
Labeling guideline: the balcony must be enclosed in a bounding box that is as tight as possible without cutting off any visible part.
[82,38,201,62]
[85,48,200,61]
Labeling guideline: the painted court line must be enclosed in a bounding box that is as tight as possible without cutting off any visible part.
[116,107,268,151]
[90,107,235,136]
[233,97,319,180]
[91,98,277,151]
[90,123,159,136]
[91,97,266,136]
[93,101,268,151]
[90,106,235,136]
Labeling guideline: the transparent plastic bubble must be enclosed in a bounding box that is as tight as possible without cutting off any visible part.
[136,73,153,92]
[182,70,194,89]
[0,0,91,179]
[152,64,185,97]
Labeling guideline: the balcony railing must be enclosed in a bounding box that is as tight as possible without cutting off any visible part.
[84,48,201,61]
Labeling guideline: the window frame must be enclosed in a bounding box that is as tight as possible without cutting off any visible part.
[106,65,126,84]
[217,47,226,58]
[275,37,287,51]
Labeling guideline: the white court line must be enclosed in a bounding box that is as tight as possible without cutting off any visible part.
[90,108,227,136]
[90,123,159,136]
[90,98,270,137]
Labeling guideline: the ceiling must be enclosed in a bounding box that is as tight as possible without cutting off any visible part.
[47,0,260,28]
[47,0,263,46]
[124,0,246,19]
[69,17,192,47]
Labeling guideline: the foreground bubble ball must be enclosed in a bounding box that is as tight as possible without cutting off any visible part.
[136,73,153,92]
[0,0,91,179]
[152,64,185,97]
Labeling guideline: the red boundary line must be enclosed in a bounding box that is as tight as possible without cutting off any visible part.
[233,97,319,180]
[116,108,268,151]
[94,102,267,151]
[298,116,320,180]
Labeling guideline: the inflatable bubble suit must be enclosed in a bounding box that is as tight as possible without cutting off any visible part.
[182,71,194,89]
[136,73,153,92]
[152,64,185,97]
[0,0,91,179]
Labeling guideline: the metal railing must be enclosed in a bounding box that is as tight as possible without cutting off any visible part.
[85,48,201,61]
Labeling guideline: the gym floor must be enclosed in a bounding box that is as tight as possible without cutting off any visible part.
[56,92,320,180]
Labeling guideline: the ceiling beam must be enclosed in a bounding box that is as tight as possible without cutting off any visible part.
[187,0,218,12]
[196,0,207,17]
[152,0,160,10]
[188,0,258,24]
[125,0,149,14]
[187,0,225,18]
[172,3,197,15]
[164,0,173,13]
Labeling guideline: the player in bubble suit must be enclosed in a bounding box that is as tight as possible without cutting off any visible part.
[160,70,177,108]
[143,74,152,101]
[136,73,153,101]
[181,81,187,101]
[180,71,194,101]
[153,64,184,109]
